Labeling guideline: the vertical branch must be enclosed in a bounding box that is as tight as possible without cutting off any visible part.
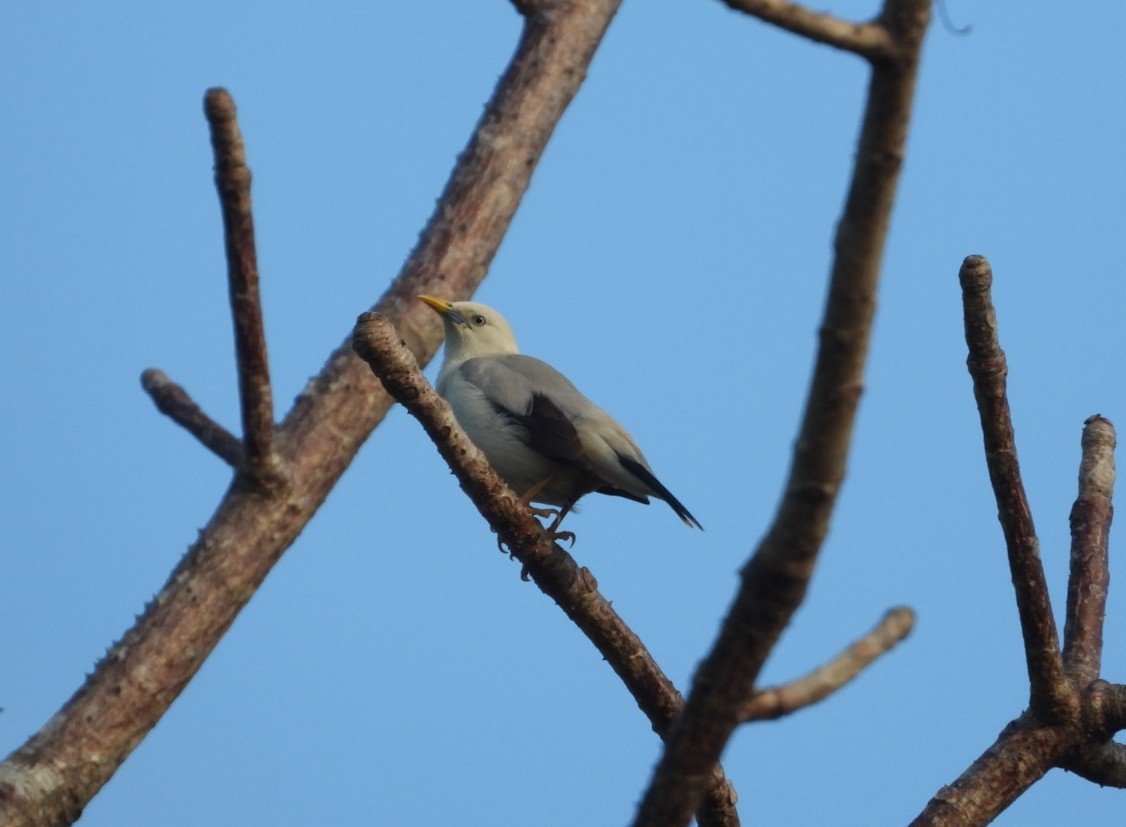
[959,255,1073,721]
[630,1,931,825]
[204,88,281,486]
[1063,415,1116,682]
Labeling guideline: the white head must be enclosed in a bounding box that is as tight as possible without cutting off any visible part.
[419,296,520,365]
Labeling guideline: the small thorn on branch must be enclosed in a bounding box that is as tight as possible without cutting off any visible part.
[204,87,281,486]
[740,606,915,722]
[141,368,242,467]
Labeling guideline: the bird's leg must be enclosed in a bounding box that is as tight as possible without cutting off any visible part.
[516,476,576,547]
[543,502,576,547]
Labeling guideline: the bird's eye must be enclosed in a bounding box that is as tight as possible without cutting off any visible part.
[472,314,487,326]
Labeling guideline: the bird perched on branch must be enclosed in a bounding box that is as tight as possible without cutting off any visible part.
[419,295,702,537]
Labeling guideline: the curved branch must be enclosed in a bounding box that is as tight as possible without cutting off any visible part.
[1063,415,1116,682]
[629,1,931,825]
[140,368,242,467]
[204,88,281,487]
[0,5,624,826]
[959,255,1072,722]
[717,0,894,60]
[740,606,915,722]
[351,313,740,827]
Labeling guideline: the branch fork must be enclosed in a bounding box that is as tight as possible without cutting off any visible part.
[909,256,1126,826]
[142,89,284,492]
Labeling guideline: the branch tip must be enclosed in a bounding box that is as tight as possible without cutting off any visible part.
[741,606,915,722]
[140,368,242,468]
[204,87,279,484]
[1064,415,1116,681]
[203,87,237,125]
[959,254,1071,721]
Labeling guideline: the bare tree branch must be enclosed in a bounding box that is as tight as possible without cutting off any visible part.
[1080,680,1126,741]
[913,268,1125,824]
[740,606,915,722]
[351,312,740,827]
[1066,738,1126,788]
[717,0,894,60]
[1063,415,1115,683]
[203,88,281,488]
[909,713,1074,827]
[140,368,242,467]
[629,2,930,824]
[959,254,1074,723]
[0,5,624,825]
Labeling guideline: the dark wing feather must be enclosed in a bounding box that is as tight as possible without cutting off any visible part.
[618,457,703,530]
[459,357,618,489]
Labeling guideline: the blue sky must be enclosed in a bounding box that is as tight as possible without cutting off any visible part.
[3,2,1125,825]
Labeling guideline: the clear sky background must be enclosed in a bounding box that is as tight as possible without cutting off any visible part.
[3,2,1125,825]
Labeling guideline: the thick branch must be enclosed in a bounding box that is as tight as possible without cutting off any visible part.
[959,255,1072,722]
[909,713,1075,827]
[740,606,914,722]
[0,5,623,826]
[1066,679,1126,786]
[352,313,739,827]
[630,2,930,825]
[717,0,894,60]
[1065,740,1126,788]
[1063,415,1115,683]
[204,88,280,486]
[140,368,242,467]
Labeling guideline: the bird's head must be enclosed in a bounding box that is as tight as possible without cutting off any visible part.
[419,296,520,362]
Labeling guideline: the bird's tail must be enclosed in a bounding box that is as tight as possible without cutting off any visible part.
[619,457,703,530]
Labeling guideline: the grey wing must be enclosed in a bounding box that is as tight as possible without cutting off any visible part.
[458,356,640,496]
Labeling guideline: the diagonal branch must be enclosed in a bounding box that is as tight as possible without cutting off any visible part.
[351,312,740,827]
[717,0,894,60]
[0,5,625,826]
[740,606,915,722]
[630,2,930,825]
[140,368,242,467]
[203,88,281,487]
[959,254,1073,722]
[1063,415,1115,683]
[909,712,1075,827]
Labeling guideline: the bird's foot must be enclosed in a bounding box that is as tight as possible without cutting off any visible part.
[527,506,576,547]
[550,529,576,547]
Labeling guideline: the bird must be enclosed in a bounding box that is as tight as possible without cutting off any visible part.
[419,295,702,537]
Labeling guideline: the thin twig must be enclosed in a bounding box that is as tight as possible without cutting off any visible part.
[1063,415,1115,683]
[740,606,915,722]
[204,87,281,487]
[959,254,1073,722]
[630,2,930,824]
[140,369,242,467]
[351,312,740,827]
[717,0,894,60]
[0,6,626,826]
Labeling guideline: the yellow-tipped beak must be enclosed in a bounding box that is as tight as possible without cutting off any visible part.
[418,294,454,315]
